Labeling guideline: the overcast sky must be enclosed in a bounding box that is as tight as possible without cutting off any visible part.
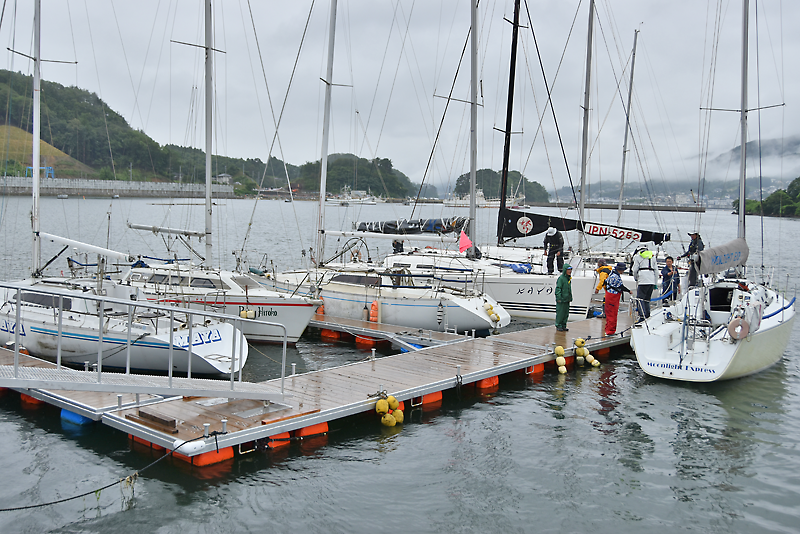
[4,0,799,197]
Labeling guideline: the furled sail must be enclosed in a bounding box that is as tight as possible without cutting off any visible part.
[497,207,670,244]
[697,237,749,275]
[355,217,468,235]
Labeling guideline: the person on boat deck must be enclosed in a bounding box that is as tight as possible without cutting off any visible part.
[604,262,631,336]
[660,256,680,304]
[544,227,564,275]
[680,231,705,287]
[632,246,657,321]
[594,259,612,293]
[555,264,573,332]
[392,239,404,254]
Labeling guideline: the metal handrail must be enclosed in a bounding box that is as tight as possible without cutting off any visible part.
[0,281,289,397]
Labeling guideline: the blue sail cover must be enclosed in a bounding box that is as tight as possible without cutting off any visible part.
[497,207,670,244]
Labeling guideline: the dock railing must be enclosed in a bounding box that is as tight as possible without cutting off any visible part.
[0,281,290,398]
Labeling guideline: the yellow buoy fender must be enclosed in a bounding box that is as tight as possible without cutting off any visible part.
[375,399,389,415]
[591,359,601,367]
[558,365,567,374]
[392,409,404,424]
[586,355,595,364]
[381,413,397,427]
[575,338,585,348]
[387,396,399,410]
[576,356,585,366]
[555,356,566,367]
[555,346,565,356]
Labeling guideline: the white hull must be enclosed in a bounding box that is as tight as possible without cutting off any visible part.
[119,266,319,343]
[630,282,795,382]
[260,267,510,334]
[0,280,248,375]
[384,249,595,320]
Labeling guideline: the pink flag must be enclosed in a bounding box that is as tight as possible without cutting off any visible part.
[458,230,473,253]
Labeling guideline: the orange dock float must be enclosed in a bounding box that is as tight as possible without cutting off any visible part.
[0,312,633,467]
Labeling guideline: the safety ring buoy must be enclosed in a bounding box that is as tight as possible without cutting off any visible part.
[727,317,750,340]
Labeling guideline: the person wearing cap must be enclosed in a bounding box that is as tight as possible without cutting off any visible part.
[679,231,705,287]
[555,263,573,331]
[632,245,658,321]
[543,226,564,275]
[594,259,612,294]
[604,262,631,336]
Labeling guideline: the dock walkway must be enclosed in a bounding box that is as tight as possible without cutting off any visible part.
[3,312,634,466]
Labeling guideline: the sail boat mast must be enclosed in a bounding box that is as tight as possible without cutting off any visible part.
[467,0,478,255]
[315,0,339,264]
[616,29,639,230]
[31,0,41,275]
[738,0,749,240]
[496,0,520,246]
[204,0,213,265]
[577,0,595,254]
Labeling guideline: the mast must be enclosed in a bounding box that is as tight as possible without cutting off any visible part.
[204,0,213,265]
[496,0,520,246]
[315,0,338,265]
[31,0,41,275]
[616,29,639,233]
[467,0,478,256]
[577,0,595,254]
[738,0,749,240]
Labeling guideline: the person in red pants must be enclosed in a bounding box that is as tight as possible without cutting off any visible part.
[604,262,631,336]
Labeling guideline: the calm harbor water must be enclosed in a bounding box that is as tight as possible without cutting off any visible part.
[0,196,798,533]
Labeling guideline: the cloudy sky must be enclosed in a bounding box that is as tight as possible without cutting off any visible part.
[3,0,798,197]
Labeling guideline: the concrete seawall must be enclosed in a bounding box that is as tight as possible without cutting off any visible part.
[0,176,235,198]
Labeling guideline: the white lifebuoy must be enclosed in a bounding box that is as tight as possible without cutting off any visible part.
[728,317,750,340]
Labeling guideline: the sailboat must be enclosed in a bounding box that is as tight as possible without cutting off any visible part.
[358,0,598,321]
[0,0,248,376]
[123,0,320,344]
[629,0,796,382]
[258,0,509,334]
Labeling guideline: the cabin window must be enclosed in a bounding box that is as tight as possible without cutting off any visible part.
[232,276,260,290]
[416,264,434,270]
[190,278,228,290]
[148,274,168,285]
[129,273,143,282]
[330,274,380,286]
[16,292,72,310]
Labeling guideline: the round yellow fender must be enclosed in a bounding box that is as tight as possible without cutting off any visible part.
[375,398,389,415]
[381,413,397,427]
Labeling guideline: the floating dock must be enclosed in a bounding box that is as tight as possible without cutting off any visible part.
[1,312,634,468]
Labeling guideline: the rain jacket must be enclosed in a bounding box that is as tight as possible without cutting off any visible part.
[595,265,612,292]
[555,264,573,303]
[632,250,658,286]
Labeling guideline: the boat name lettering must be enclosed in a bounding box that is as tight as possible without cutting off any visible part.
[709,251,742,268]
[0,320,24,336]
[174,329,223,348]
[516,286,553,295]
[583,223,642,241]
[239,306,278,317]
[645,362,715,373]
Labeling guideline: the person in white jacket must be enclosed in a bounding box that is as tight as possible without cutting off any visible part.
[632,246,658,321]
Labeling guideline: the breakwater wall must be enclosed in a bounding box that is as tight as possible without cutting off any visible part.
[0,176,234,198]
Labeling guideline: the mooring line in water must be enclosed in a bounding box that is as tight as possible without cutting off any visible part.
[0,433,217,512]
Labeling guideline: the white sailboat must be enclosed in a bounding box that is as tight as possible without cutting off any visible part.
[259,0,509,334]
[123,0,320,344]
[359,0,596,321]
[630,0,796,382]
[0,0,248,376]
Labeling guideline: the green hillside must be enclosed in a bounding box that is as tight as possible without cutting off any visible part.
[0,69,434,197]
[453,168,549,202]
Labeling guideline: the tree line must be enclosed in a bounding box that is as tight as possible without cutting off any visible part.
[453,168,550,202]
[733,176,800,217]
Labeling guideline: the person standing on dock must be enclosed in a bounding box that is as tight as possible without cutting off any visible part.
[604,262,631,336]
[544,227,564,275]
[555,264,573,332]
[679,231,705,287]
[632,246,657,321]
[594,259,612,293]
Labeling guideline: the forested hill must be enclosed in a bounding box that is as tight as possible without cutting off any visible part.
[453,168,550,202]
[0,69,434,198]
